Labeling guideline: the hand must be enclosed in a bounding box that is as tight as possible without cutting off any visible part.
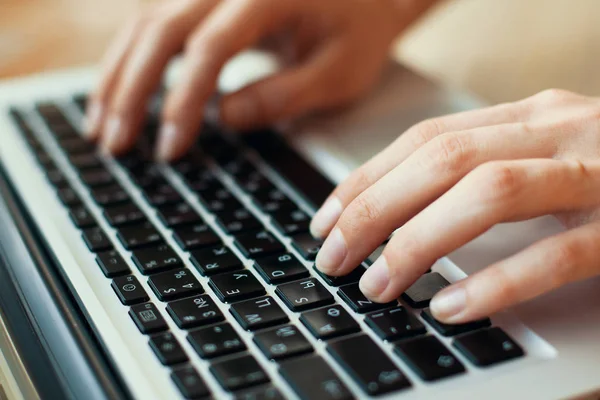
[85,0,434,160]
[311,89,600,324]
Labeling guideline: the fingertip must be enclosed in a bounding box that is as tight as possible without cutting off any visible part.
[84,101,104,140]
[100,116,129,155]
[310,196,343,239]
[359,255,391,301]
[155,122,183,162]
[430,286,468,323]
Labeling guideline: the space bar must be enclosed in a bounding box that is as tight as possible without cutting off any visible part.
[243,130,335,210]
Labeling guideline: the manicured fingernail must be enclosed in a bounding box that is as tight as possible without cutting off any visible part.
[155,123,179,161]
[310,197,342,239]
[222,94,258,128]
[315,228,347,273]
[101,116,124,154]
[84,102,103,138]
[359,256,390,299]
[430,286,467,322]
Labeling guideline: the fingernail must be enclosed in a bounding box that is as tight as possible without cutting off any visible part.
[359,256,390,299]
[310,197,343,239]
[222,94,258,128]
[430,286,467,322]
[101,116,124,154]
[155,123,179,161]
[315,228,347,274]
[84,102,103,138]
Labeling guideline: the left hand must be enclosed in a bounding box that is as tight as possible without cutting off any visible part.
[311,89,600,324]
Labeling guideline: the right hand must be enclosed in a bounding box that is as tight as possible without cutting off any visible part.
[85,0,433,161]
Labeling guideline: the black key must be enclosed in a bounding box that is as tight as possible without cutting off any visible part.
[90,184,130,206]
[328,334,411,396]
[103,202,145,226]
[253,188,296,214]
[80,168,114,187]
[96,250,130,277]
[132,244,183,275]
[171,366,211,400]
[149,332,188,366]
[279,355,352,400]
[173,223,220,251]
[129,303,168,334]
[157,202,201,227]
[73,94,88,112]
[216,208,262,234]
[238,173,273,196]
[204,198,243,215]
[234,230,285,259]
[129,164,163,188]
[111,275,149,305]
[271,209,310,235]
[421,309,491,336]
[365,307,426,341]
[235,386,283,400]
[68,153,102,170]
[82,227,112,252]
[338,283,397,313]
[143,183,182,206]
[395,335,465,381]
[46,168,68,188]
[401,273,450,308]
[57,187,81,206]
[190,245,244,276]
[254,253,309,284]
[290,233,322,261]
[276,278,334,312]
[187,323,246,359]
[59,137,96,154]
[315,265,365,287]
[211,355,269,392]
[167,295,224,329]
[254,325,312,361]
[69,206,96,229]
[117,222,163,249]
[300,305,360,340]
[230,296,288,331]
[148,268,203,301]
[453,327,524,367]
[209,270,266,303]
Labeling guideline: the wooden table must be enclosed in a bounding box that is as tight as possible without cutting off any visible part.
[1,0,599,103]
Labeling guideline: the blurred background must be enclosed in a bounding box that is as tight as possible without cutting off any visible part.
[1,0,598,104]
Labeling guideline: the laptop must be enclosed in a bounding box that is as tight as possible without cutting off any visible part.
[0,56,599,400]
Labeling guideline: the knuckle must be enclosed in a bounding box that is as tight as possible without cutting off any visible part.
[343,193,383,231]
[532,88,576,105]
[547,240,581,287]
[474,162,522,204]
[407,118,445,149]
[422,132,473,174]
[485,267,519,302]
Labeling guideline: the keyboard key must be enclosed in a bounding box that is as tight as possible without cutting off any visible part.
[157,202,201,227]
[46,168,68,188]
[90,184,130,206]
[57,187,81,206]
[395,335,465,381]
[148,268,203,301]
[234,230,285,259]
[143,183,182,206]
[129,303,168,334]
[167,295,224,329]
[328,335,411,396]
[235,386,283,400]
[290,233,322,260]
[188,323,246,359]
[300,305,360,340]
[171,366,211,400]
[253,188,296,214]
[68,153,102,170]
[315,265,365,287]
[103,202,145,226]
[271,209,310,235]
[117,222,163,249]
[401,272,450,308]
[60,137,96,154]
[338,283,397,313]
[149,332,188,366]
[453,327,524,367]
[209,270,266,303]
[279,355,352,400]
[365,307,426,341]
[80,168,114,187]
[254,325,313,361]
[230,296,289,331]
[69,206,96,229]
[216,208,262,234]
[173,223,220,251]
[253,253,309,285]
[190,245,244,276]
[111,275,149,305]
[96,250,130,277]
[210,354,269,392]
[132,244,183,275]
[82,227,112,252]
[276,278,334,312]
[204,198,243,214]
[421,309,491,336]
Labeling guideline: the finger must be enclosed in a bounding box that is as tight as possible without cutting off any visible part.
[100,0,217,155]
[309,101,536,239]
[430,220,600,323]
[315,122,556,276]
[359,159,600,303]
[157,0,303,161]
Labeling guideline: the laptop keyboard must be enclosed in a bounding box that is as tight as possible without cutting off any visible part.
[8,98,525,399]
